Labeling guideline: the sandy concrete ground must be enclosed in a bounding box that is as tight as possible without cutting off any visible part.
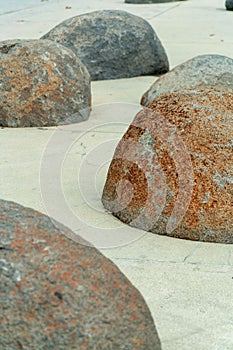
[1,0,233,349]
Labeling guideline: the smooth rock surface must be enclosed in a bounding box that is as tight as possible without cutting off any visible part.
[226,0,233,10]
[41,10,169,81]
[0,199,161,350]
[102,87,233,243]
[0,39,91,127]
[141,54,233,106]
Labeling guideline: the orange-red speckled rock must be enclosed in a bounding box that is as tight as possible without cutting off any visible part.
[0,39,91,127]
[102,87,233,243]
[0,199,161,350]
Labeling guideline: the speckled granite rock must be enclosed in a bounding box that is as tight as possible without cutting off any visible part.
[41,10,169,81]
[102,87,233,243]
[0,39,91,127]
[226,0,233,10]
[125,0,186,3]
[141,54,233,106]
[0,199,161,350]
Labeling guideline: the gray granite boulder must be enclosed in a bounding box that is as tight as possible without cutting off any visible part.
[0,39,91,127]
[41,10,169,81]
[141,54,233,106]
[0,199,161,350]
[226,0,233,10]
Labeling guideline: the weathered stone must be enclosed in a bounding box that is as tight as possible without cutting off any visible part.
[125,0,186,3]
[41,10,169,81]
[102,87,233,243]
[0,39,91,127]
[141,54,233,106]
[0,199,161,350]
[226,0,233,10]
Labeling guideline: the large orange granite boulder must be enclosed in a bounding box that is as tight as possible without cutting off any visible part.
[102,87,233,243]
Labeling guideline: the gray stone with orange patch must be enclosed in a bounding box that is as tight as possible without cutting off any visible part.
[141,54,233,106]
[0,39,91,127]
[0,199,161,350]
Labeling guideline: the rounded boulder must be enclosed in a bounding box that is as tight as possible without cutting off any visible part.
[0,199,161,349]
[226,0,233,10]
[102,87,233,243]
[0,39,91,127]
[41,10,169,81]
[141,54,233,106]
